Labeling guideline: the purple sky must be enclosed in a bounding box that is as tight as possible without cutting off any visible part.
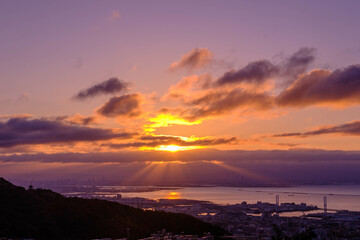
[0,1,360,184]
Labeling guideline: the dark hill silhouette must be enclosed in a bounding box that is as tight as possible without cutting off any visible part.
[0,178,225,239]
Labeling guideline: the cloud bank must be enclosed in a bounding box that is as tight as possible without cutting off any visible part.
[216,60,278,86]
[276,65,360,107]
[273,120,360,138]
[104,135,238,149]
[0,118,133,148]
[183,89,274,120]
[2,149,360,185]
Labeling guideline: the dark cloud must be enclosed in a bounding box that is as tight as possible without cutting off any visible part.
[169,48,213,71]
[104,135,238,149]
[73,78,129,100]
[160,47,321,120]
[195,63,360,120]
[0,118,133,148]
[183,89,274,120]
[273,120,360,138]
[271,142,302,147]
[216,60,279,86]
[96,93,142,118]
[281,47,316,78]
[198,61,360,119]
[272,133,302,137]
[276,65,360,107]
[161,47,319,120]
[215,48,316,87]
[139,135,180,141]
[181,137,238,146]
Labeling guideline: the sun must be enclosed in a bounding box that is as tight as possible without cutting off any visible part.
[140,144,203,152]
[158,145,182,152]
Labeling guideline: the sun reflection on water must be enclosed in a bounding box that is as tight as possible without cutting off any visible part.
[166,191,181,199]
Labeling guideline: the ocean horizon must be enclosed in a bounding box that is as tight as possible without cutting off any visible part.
[64,184,360,212]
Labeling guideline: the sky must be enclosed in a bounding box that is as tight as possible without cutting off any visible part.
[0,0,360,185]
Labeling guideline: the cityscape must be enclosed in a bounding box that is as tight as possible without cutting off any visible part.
[56,184,360,239]
[3,181,356,239]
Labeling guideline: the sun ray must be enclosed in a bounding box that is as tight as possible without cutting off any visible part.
[124,163,157,185]
[209,161,281,185]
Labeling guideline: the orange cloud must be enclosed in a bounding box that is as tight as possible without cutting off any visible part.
[145,113,201,132]
[181,89,275,121]
[169,48,213,71]
[96,93,143,118]
[163,74,212,101]
[0,113,33,119]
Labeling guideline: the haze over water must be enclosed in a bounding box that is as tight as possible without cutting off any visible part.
[116,185,360,212]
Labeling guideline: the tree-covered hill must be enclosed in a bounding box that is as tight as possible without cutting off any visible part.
[0,178,225,239]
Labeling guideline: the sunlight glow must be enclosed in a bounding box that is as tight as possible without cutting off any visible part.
[166,191,181,199]
[139,133,206,152]
[159,145,182,152]
[145,161,187,165]
[141,145,202,152]
[144,114,201,132]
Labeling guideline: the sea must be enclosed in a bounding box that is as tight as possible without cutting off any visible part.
[109,185,360,213]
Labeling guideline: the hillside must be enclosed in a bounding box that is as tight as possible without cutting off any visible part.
[0,178,225,239]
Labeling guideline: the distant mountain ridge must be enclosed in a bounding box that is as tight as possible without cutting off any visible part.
[0,177,225,239]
